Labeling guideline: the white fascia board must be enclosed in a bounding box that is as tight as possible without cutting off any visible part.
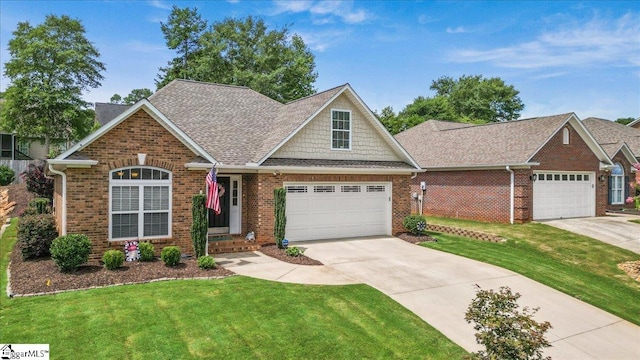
[185,162,420,174]
[627,118,640,127]
[56,100,217,164]
[616,143,638,166]
[47,159,99,168]
[425,163,539,171]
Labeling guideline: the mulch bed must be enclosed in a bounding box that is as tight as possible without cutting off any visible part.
[618,261,640,282]
[396,232,438,244]
[7,242,234,296]
[258,244,322,266]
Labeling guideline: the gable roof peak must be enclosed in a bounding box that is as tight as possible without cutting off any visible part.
[283,83,349,105]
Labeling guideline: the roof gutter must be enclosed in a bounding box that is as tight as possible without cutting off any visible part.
[185,162,423,175]
[47,163,66,236]
[506,166,514,225]
[424,162,539,171]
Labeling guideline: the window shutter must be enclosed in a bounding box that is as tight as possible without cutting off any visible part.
[607,176,613,205]
[624,176,630,200]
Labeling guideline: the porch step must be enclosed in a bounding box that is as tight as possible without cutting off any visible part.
[208,239,260,254]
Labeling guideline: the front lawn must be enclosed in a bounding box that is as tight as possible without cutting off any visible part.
[629,219,640,225]
[423,216,640,326]
[0,219,466,359]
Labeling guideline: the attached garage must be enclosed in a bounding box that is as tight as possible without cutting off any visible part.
[284,182,392,241]
[533,172,595,220]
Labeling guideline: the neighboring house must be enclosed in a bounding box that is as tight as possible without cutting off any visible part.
[94,102,131,126]
[48,80,421,258]
[395,113,613,223]
[582,117,640,209]
[628,117,640,129]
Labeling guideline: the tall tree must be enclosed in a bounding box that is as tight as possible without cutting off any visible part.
[157,15,318,103]
[615,117,635,125]
[431,75,524,123]
[110,88,153,105]
[1,15,105,154]
[110,94,123,104]
[159,5,207,84]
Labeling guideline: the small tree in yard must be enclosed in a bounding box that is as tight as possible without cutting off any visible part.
[465,286,552,360]
[273,187,286,248]
[190,193,208,257]
[21,163,53,200]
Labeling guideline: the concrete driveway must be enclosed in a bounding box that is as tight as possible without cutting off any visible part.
[542,214,640,254]
[300,237,640,360]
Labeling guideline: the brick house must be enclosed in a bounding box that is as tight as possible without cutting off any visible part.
[395,113,614,223]
[582,118,640,210]
[47,80,421,258]
[628,118,640,129]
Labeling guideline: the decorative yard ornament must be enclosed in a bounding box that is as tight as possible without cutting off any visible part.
[124,241,140,261]
[282,239,289,248]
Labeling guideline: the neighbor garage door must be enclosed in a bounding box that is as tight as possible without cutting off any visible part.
[284,182,391,241]
[533,172,595,220]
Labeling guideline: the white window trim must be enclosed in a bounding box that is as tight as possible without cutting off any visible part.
[330,108,352,151]
[109,166,172,241]
[562,127,570,145]
[610,163,624,205]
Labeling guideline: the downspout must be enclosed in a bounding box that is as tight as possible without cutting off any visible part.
[47,163,67,235]
[506,166,514,224]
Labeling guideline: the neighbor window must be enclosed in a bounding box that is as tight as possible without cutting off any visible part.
[609,162,624,205]
[331,109,351,150]
[0,134,13,159]
[110,167,171,240]
[562,127,570,145]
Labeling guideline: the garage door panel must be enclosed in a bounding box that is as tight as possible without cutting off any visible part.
[285,182,391,241]
[533,172,594,220]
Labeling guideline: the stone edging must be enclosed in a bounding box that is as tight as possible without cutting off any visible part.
[427,224,505,243]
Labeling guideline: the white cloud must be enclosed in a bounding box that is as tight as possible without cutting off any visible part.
[271,0,371,24]
[446,26,468,34]
[450,13,640,69]
[296,29,351,52]
[147,0,172,10]
[418,15,438,25]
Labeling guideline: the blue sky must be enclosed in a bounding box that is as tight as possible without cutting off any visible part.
[1,0,638,120]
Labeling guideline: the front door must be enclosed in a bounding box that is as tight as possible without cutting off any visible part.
[208,177,230,234]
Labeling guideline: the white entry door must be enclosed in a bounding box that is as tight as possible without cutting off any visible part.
[284,182,392,241]
[533,172,595,220]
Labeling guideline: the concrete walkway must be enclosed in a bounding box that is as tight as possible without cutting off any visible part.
[543,213,640,254]
[217,237,640,359]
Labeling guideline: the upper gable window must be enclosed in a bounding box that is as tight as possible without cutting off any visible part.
[562,127,570,145]
[331,109,351,150]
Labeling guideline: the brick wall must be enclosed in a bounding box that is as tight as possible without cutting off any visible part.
[413,124,607,223]
[63,109,203,259]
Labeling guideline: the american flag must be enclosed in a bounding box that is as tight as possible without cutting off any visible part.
[206,167,221,215]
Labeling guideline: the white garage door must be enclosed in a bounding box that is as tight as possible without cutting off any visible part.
[533,172,595,220]
[284,182,392,241]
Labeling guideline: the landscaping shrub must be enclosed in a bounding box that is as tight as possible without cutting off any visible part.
[403,214,428,235]
[285,246,304,257]
[102,250,125,270]
[0,165,15,186]
[465,286,552,360]
[50,234,92,272]
[161,246,181,266]
[139,242,155,261]
[274,187,286,248]
[27,198,51,215]
[17,214,58,259]
[21,162,54,200]
[190,193,208,258]
[197,255,216,269]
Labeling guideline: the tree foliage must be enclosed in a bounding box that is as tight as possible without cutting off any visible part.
[110,88,153,105]
[465,286,552,360]
[157,10,317,103]
[615,117,635,125]
[21,163,54,200]
[378,75,524,134]
[1,15,105,154]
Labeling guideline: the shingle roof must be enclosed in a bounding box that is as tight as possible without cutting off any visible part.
[94,103,131,126]
[582,117,640,159]
[395,114,574,168]
[262,158,415,169]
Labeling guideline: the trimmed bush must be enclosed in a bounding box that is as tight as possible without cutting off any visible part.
[103,250,125,270]
[50,234,92,272]
[139,242,155,262]
[17,214,58,259]
[197,255,216,269]
[285,246,304,257]
[403,214,428,235]
[274,187,286,248]
[0,165,15,186]
[161,246,181,266]
[190,193,208,258]
[28,198,51,215]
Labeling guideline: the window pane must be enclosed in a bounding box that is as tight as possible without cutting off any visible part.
[112,186,139,212]
[141,168,153,179]
[144,213,169,236]
[144,186,169,211]
[112,214,139,238]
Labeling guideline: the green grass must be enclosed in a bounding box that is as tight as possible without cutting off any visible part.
[0,220,465,360]
[422,216,640,326]
[629,219,640,225]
